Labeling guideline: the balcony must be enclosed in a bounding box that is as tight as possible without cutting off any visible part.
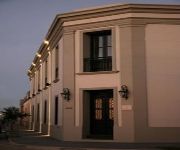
[84,56,112,72]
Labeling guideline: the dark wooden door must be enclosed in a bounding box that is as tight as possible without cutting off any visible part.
[90,90,113,137]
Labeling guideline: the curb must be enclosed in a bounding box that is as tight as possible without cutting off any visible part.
[8,138,60,150]
[8,138,24,146]
[26,145,60,150]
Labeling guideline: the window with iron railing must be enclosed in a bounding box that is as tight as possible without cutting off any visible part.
[45,60,48,86]
[83,30,112,72]
[55,45,59,79]
[38,68,40,91]
[84,56,112,72]
[45,77,48,85]
[32,77,35,96]
[55,67,59,79]
[37,103,40,122]
[45,60,49,86]
[44,100,47,124]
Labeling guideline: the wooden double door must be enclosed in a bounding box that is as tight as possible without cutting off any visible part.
[90,90,113,138]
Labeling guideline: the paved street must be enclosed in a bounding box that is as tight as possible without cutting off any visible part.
[0,139,135,150]
[0,130,180,150]
[0,140,59,150]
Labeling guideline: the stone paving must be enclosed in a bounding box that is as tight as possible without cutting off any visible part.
[0,130,180,150]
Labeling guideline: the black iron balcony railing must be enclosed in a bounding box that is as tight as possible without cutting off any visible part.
[84,56,112,72]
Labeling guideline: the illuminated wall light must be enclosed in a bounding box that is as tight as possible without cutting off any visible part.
[44,40,49,45]
[36,53,41,58]
[39,59,42,63]
[32,63,36,66]
[47,47,50,50]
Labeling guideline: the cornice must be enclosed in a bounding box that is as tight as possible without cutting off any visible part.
[27,3,180,76]
[57,4,180,22]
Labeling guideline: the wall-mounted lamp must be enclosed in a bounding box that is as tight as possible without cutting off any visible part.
[36,53,41,58]
[44,40,49,45]
[32,62,36,67]
[61,88,70,100]
[119,85,129,99]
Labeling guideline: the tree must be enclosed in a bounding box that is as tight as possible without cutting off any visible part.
[1,106,29,131]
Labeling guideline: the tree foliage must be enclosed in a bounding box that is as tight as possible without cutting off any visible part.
[1,106,29,130]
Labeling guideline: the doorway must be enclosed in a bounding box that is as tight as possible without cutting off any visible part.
[84,89,113,139]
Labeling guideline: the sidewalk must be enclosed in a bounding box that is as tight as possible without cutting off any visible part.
[9,130,180,150]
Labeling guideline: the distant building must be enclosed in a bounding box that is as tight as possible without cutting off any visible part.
[22,3,180,142]
[20,91,31,129]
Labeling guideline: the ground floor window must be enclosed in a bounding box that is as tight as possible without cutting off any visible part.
[44,100,47,124]
[54,96,58,125]
[32,105,34,122]
[37,103,40,122]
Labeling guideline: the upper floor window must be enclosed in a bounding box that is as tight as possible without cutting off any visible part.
[45,59,48,86]
[83,30,112,72]
[37,103,40,122]
[38,68,40,91]
[32,77,35,96]
[55,45,59,79]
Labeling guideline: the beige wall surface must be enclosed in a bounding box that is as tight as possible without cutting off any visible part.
[50,37,63,139]
[26,3,180,142]
[146,24,180,127]
[73,25,135,141]
[75,73,121,127]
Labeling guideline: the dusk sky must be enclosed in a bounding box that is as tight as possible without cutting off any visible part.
[0,0,180,109]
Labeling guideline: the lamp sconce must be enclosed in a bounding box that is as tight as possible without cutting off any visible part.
[61,88,70,100]
[119,85,129,99]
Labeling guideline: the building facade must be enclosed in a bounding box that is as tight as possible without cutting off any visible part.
[20,91,31,129]
[23,4,180,142]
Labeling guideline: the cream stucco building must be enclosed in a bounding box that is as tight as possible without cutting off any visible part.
[22,3,180,142]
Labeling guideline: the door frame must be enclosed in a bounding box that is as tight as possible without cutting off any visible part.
[90,90,113,138]
[82,87,118,139]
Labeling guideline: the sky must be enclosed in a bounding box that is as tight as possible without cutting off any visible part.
[0,0,180,109]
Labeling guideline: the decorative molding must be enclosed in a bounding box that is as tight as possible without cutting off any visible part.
[76,70,119,75]
[28,4,180,75]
